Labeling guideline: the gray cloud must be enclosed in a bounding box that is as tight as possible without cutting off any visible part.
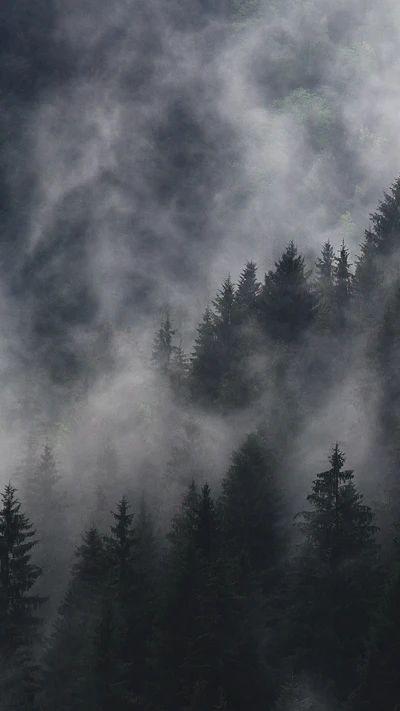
[1,0,399,507]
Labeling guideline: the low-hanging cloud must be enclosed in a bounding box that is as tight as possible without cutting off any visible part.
[1,0,400,505]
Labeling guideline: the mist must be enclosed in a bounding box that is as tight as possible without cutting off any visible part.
[0,0,396,483]
[0,0,400,708]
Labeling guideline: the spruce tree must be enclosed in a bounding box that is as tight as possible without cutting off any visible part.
[315,240,335,292]
[220,436,285,709]
[150,481,254,711]
[169,343,190,398]
[190,306,220,405]
[152,314,176,373]
[355,177,400,309]
[333,240,353,330]
[212,275,238,392]
[259,242,315,343]
[105,496,157,708]
[105,496,135,602]
[291,446,379,700]
[235,261,261,320]
[149,481,202,711]
[298,444,377,568]
[24,442,68,623]
[42,525,107,710]
[370,283,400,521]
[220,261,263,408]
[0,484,45,708]
[219,433,285,588]
[314,240,335,331]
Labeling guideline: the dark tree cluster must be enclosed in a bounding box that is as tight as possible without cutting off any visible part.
[4,179,400,709]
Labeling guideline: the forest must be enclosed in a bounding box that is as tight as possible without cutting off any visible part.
[3,179,400,709]
[2,0,400,709]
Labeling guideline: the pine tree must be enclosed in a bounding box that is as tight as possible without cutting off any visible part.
[219,436,286,708]
[152,315,176,373]
[42,525,107,710]
[169,343,190,398]
[220,261,263,408]
[150,481,254,711]
[235,261,261,320]
[105,496,158,708]
[190,306,220,405]
[90,593,122,711]
[148,481,202,711]
[314,240,335,331]
[212,275,238,384]
[291,446,379,700]
[333,240,353,330]
[105,496,135,602]
[369,283,400,521]
[315,240,335,292]
[260,241,315,343]
[24,442,68,623]
[219,433,285,588]
[297,445,378,568]
[0,484,45,708]
[355,177,400,306]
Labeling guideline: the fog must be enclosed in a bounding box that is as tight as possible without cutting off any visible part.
[0,0,399,511]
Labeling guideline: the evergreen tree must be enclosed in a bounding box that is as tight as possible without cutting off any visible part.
[355,177,400,307]
[298,444,377,568]
[259,242,315,343]
[315,240,335,292]
[42,525,108,710]
[221,261,263,408]
[24,442,68,622]
[152,314,176,373]
[148,481,202,710]
[219,433,285,588]
[369,282,400,521]
[219,435,286,707]
[333,240,353,329]
[0,484,45,709]
[235,261,261,320]
[150,480,260,711]
[105,496,158,708]
[169,343,190,398]
[354,228,381,305]
[212,275,237,379]
[105,496,135,602]
[91,593,120,711]
[314,240,335,331]
[190,306,220,405]
[290,446,379,700]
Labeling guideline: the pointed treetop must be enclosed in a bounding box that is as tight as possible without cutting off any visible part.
[315,240,335,286]
[236,260,261,313]
[272,241,310,281]
[152,314,176,372]
[334,240,353,278]
[212,275,236,322]
[297,444,378,566]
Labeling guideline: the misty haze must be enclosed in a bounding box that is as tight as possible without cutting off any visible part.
[0,0,400,709]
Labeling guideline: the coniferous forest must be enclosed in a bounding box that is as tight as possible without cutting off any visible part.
[2,1,400,710]
[3,185,400,709]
